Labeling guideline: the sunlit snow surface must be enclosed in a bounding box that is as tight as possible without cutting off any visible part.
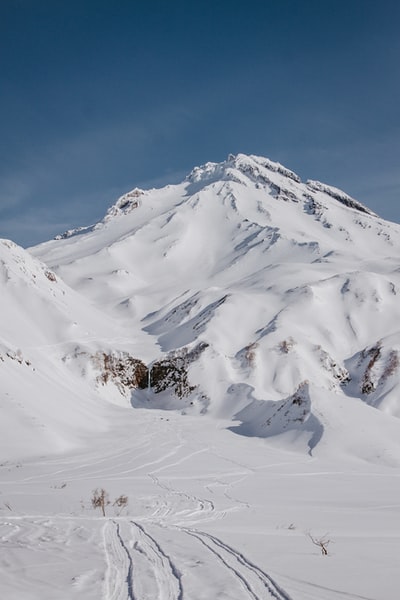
[2,154,400,598]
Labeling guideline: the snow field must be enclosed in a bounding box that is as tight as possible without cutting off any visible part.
[1,407,400,599]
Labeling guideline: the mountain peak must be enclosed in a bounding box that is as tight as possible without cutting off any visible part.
[54,152,380,242]
[185,152,301,186]
[231,153,302,183]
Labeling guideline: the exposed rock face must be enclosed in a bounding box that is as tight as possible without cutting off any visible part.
[91,343,209,399]
[104,188,144,220]
[93,352,148,393]
[149,343,209,398]
[306,180,376,216]
[361,343,382,394]
[356,341,400,396]
[0,346,31,366]
[150,356,195,397]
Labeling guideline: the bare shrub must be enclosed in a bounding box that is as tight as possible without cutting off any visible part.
[91,489,129,516]
[113,494,129,515]
[91,488,110,517]
[308,532,331,556]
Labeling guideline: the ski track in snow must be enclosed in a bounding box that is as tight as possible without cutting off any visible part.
[102,518,293,600]
[13,438,182,485]
[148,472,219,525]
[103,519,183,600]
[181,527,293,600]
[1,516,291,600]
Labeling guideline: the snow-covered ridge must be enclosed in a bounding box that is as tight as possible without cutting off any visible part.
[104,187,145,219]
[54,189,146,240]
[55,153,379,241]
[306,179,377,216]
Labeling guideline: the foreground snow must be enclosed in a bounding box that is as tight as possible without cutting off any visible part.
[2,399,400,600]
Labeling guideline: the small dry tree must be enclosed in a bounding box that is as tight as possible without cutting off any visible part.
[308,532,331,556]
[91,488,110,517]
[113,494,129,515]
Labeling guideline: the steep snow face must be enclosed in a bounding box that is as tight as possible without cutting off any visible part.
[0,239,158,459]
[28,153,400,454]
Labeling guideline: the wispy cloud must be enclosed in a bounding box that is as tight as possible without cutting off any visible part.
[0,177,32,211]
[0,100,204,245]
[0,214,69,248]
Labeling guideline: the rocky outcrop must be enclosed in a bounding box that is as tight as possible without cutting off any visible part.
[306,180,376,216]
[105,188,144,219]
[93,352,148,393]
[361,343,382,394]
[358,342,400,396]
[149,343,209,398]
[92,343,208,399]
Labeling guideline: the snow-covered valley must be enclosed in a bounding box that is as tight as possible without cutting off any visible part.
[2,153,400,598]
[3,407,400,600]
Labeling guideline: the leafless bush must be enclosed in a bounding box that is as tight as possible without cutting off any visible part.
[308,532,331,556]
[91,489,129,516]
[113,494,129,515]
[91,488,110,517]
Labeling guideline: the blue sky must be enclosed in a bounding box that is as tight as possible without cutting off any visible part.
[1,0,399,247]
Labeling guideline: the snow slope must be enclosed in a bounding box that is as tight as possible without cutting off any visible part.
[0,238,154,459]
[2,153,400,599]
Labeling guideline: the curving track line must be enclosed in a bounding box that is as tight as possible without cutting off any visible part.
[182,528,293,600]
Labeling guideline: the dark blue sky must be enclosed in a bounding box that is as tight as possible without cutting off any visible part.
[1,0,399,246]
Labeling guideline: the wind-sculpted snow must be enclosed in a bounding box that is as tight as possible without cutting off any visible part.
[229,382,324,456]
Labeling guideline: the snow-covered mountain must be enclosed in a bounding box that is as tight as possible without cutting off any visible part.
[27,153,400,457]
[3,153,400,600]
